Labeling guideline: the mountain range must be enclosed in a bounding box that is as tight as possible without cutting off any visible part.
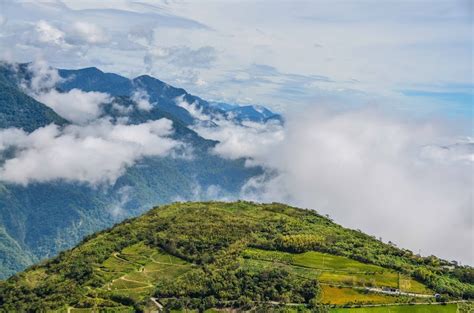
[0,62,281,279]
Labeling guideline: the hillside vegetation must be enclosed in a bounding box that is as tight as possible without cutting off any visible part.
[0,202,472,312]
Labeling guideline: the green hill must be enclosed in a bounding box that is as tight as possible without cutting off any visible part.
[0,202,472,312]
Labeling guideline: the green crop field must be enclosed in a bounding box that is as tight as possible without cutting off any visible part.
[321,286,399,305]
[242,248,431,296]
[330,304,458,313]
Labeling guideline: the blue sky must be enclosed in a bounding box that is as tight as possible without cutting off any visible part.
[0,0,472,118]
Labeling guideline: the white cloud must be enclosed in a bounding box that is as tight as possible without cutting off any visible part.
[34,20,69,48]
[192,118,284,163]
[24,59,63,93]
[112,102,133,115]
[175,96,210,121]
[144,45,217,71]
[235,107,473,264]
[131,89,153,111]
[108,185,133,218]
[0,15,7,28]
[70,21,108,45]
[22,59,112,124]
[36,89,112,124]
[172,182,234,203]
[0,119,181,186]
[143,45,216,88]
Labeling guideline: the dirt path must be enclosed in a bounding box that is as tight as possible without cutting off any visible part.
[364,286,433,298]
[339,300,467,308]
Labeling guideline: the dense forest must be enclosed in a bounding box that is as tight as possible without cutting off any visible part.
[0,202,472,312]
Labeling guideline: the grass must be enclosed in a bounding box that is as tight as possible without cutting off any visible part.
[22,268,48,288]
[150,250,188,265]
[102,255,137,273]
[293,251,383,273]
[109,278,150,290]
[321,286,399,305]
[100,244,191,297]
[330,303,458,313]
[398,277,430,295]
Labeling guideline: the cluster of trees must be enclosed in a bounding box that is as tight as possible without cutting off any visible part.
[157,266,324,312]
[151,240,324,311]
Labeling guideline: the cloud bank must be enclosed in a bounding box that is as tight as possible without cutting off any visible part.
[194,107,473,264]
[0,60,183,186]
[0,119,180,186]
[194,119,284,162]
[21,60,113,124]
[36,89,112,124]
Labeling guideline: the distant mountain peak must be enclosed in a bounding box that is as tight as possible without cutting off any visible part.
[76,66,103,74]
[133,74,159,82]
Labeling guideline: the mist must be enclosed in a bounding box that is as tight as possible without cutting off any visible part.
[195,106,473,264]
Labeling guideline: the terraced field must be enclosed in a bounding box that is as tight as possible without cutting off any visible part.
[242,248,431,296]
[330,303,459,313]
[65,242,193,311]
[58,246,435,311]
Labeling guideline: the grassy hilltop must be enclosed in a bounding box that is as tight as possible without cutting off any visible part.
[0,201,472,312]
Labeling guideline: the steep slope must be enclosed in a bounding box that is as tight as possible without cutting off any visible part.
[0,62,67,131]
[0,202,472,312]
[0,80,67,132]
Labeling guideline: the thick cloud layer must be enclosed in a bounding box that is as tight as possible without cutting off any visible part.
[194,107,473,264]
[0,119,180,185]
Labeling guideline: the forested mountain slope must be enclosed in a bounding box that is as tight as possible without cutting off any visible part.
[0,73,67,131]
